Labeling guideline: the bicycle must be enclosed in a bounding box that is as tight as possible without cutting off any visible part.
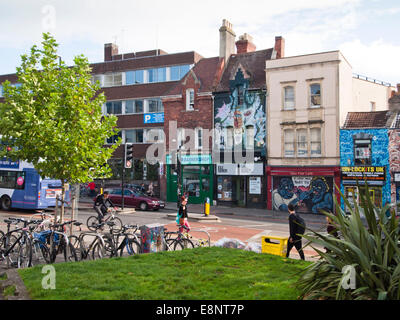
[172,225,194,251]
[72,224,108,261]
[110,224,142,257]
[86,207,123,233]
[0,218,36,268]
[37,220,79,263]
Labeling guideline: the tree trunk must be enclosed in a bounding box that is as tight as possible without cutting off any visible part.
[60,180,66,223]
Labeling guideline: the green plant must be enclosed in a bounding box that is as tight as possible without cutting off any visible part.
[297,184,400,300]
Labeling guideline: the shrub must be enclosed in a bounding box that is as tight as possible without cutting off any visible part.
[297,184,400,300]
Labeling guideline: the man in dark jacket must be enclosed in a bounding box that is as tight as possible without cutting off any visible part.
[286,203,305,260]
[93,191,116,222]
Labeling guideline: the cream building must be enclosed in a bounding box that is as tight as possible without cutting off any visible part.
[265,51,394,213]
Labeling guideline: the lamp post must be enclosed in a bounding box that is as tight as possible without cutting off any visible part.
[176,145,182,208]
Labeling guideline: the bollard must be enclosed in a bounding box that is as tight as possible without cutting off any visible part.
[204,197,210,216]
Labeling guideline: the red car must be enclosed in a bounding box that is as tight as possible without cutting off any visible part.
[106,188,165,211]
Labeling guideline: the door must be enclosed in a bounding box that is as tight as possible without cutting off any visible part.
[235,177,246,207]
[182,166,201,204]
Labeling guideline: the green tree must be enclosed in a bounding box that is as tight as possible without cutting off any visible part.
[0,33,120,220]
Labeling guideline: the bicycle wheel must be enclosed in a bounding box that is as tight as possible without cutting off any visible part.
[68,235,82,261]
[164,238,178,251]
[174,238,194,251]
[106,217,123,233]
[126,238,141,256]
[91,242,105,260]
[63,241,78,262]
[31,239,51,266]
[17,236,32,269]
[86,216,100,232]
[103,234,117,258]
[0,230,4,248]
[6,234,21,268]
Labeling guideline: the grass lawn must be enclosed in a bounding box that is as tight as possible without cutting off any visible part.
[18,247,310,300]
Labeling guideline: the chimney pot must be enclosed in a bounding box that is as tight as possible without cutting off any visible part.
[274,36,285,59]
[236,33,256,54]
[219,19,236,63]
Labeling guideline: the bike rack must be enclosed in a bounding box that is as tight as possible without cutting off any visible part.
[190,228,211,247]
[78,232,106,247]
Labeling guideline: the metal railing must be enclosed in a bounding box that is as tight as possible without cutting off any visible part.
[353,73,392,87]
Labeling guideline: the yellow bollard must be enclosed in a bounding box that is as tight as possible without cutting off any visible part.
[204,197,210,216]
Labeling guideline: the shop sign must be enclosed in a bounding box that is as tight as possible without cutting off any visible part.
[341,166,386,185]
[249,177,261,195]
[166,154,212,165]
[239,163,263,176]
[216,164,238,175]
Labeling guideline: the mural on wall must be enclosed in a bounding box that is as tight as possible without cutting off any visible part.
[214,68,266,152]
[272,176,333,214]
[389,130,400,204]
[340,129,391,208]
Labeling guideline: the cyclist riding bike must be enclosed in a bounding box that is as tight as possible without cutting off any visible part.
[93,191,118,223]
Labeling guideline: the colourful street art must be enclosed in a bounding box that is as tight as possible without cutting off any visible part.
[214,68,266,152]
[340,129,391,209]
[272,176,333,214]
[389,129,400,204]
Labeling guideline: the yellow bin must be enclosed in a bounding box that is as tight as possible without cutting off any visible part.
[261,236,288,257]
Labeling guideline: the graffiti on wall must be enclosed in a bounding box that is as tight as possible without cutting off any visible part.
[272,176,333,214]
[214,68,266,151]
[389,130,400,204]
[340,129,391,207]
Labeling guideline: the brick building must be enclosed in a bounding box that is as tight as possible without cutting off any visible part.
[162,56,224,204]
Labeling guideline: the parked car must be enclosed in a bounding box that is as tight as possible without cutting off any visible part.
[106,188,165,211]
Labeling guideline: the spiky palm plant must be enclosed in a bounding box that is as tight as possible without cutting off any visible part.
[297,184,400,300]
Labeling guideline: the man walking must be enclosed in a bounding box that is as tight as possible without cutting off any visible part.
[286,203,305,260]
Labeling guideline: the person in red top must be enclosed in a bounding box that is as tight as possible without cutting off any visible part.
[88,181,96,197]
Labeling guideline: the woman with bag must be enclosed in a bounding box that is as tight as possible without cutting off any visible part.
[177,196,190,233]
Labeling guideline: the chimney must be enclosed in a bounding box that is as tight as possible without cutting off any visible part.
[236,33,256,54]
[397,83,400,94]
[104,43,119,62]
[274,36,285,59]
[219,19,236,63]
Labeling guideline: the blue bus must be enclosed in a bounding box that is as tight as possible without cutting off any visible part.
[0,159,67,210]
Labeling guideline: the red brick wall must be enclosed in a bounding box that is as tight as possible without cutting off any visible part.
[163,73,214,154]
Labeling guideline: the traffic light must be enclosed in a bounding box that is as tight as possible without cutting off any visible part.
[124,143,133,169]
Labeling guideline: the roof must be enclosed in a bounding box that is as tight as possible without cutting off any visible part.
[390,112,400,129]
[164,56,223,95]
[343,111,391,129]
[215,49,273,92]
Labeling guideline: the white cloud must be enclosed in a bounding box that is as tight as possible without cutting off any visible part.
[339,39,400,85]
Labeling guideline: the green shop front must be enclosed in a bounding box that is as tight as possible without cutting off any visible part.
[166,154,213,204]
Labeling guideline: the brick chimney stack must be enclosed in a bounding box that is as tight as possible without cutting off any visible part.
[274,36,285,59]
[104,43,119,62]
[219,19,236,64]
[236,33,256,54]
[397,83,400,94]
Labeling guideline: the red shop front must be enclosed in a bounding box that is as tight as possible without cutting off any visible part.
[266,166,341,215]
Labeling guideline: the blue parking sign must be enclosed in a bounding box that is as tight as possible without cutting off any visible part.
[144,113,164,124]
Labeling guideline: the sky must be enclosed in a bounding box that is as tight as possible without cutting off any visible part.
[0,0,399,86]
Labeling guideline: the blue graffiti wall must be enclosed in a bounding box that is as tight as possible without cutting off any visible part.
[340,128,391,209]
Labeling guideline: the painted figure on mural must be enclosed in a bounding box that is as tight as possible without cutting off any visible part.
[272,176,333,214]
[299,177,333,214]
[272,177,299,212]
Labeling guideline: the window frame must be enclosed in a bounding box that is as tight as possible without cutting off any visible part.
[283,85,295,110]
[186,88,195,111]
[310,127,322,157]
[309,83,322,108]
[297,129,308,157]
[284,129,295,157]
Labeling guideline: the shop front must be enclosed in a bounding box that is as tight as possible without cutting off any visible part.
[340,166,390,212]
[166,154,213,205]
[216,162,265,208]
[267,166,340,215]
